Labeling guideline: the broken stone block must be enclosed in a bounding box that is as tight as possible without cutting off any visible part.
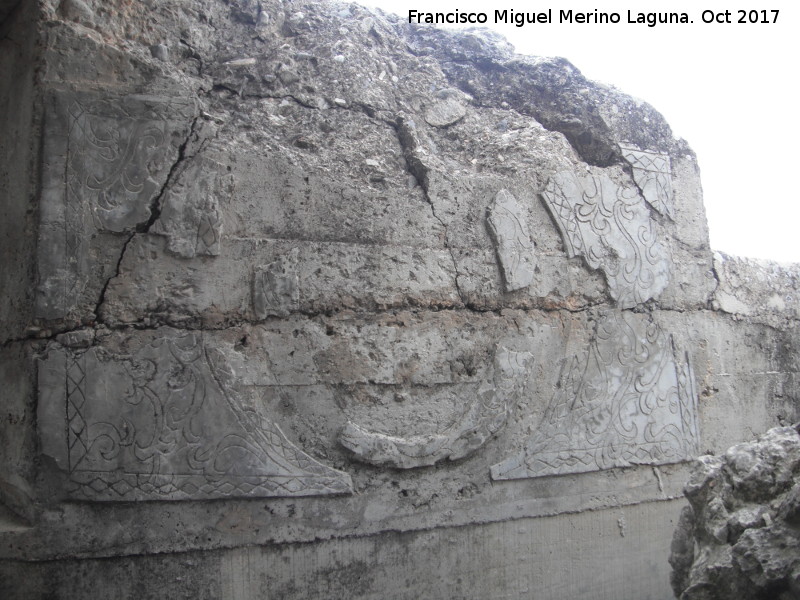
[671,426,800,600]
[620,143,675,218]
[486,189,535,292]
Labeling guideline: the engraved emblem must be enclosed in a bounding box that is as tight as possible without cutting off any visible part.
[339,347,532,468]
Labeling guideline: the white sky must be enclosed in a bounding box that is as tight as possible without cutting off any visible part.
[358,0,799,263]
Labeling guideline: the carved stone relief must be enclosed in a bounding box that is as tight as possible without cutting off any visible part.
[36,92,195,319]
[253,248,300,319]
[486,189,535,292]
[151,156,231,258]
[491,311,700,481]
[540,171,671,308]
[339,347,532,468]
[37,333,353,500]
[619,144,674,219]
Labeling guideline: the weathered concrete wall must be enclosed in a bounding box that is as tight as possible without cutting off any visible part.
[1,1,798,598]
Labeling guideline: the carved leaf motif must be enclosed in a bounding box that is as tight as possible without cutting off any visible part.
[491,311,700,481]
[70,106,170,233]
[541,171,671,308]
[36,92,196,320]
[38,334,353,500]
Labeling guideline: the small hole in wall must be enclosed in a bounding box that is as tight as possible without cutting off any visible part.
[235,335,249,351]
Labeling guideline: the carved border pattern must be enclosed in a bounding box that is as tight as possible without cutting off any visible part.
[620,144,674,219]
[41,334,352,500]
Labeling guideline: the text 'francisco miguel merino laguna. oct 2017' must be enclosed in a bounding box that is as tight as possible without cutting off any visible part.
[407,8,781,27]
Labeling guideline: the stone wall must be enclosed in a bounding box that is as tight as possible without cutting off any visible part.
[1,1,798,598]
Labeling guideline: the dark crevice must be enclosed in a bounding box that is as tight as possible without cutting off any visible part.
[91,230,135,324]
[0,0,24,42]
[707,255,722,311]
[3,303,743,351]
[392,117,467,306]
[139,115,200,234]
[92,114,201,323]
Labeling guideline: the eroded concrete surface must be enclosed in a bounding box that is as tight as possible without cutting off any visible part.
[1,1,798,598]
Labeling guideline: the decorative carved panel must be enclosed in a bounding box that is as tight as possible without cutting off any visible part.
[491,311,699,480]
[540,171,671,308]
[37,92,195,319]
[619,144,674,219]
[38,333,353,500]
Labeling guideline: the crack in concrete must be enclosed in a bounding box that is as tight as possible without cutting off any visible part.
[13,290,722,349]
[92,114,201,324]
[392,116,468,307]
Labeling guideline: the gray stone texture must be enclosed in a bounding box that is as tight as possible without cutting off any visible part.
[541,169,672,308]
[491,310,699,480]
[486,189,536,292]
[0,0,798,598]
[670,426,800,599]
[340,346,532,468]
[621,143,675,219]
[712,251,800,325]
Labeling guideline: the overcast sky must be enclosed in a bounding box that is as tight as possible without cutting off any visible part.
[358,0,799,263]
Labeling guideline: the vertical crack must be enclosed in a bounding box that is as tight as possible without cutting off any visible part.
[93,115,200,321]
[139,115,200,234]
[393,117,467,307]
